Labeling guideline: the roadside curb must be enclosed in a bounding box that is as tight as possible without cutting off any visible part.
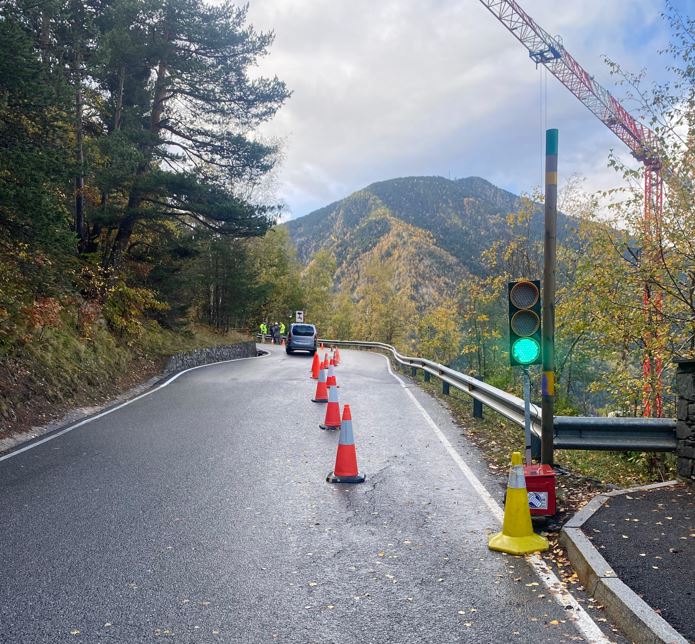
[559,480,688,644]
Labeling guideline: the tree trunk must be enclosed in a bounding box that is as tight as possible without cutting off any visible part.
[74,48,86,251]
[114,64,125,132]
[107,214,136,267]
[107,59,168,267]
[150,59,168,131]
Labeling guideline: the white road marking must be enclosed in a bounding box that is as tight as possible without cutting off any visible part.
[0,353,265,463]
[381,354,610,644]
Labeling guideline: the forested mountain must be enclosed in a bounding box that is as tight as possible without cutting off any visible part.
[286,176,576,306]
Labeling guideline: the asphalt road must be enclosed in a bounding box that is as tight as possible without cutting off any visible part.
[1,345,609,643]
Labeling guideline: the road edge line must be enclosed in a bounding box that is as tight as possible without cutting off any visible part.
[379,354,610,644]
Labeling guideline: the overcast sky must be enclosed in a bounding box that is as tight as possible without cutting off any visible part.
[245,0,692,220]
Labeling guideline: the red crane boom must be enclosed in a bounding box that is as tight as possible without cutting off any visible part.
[478,0,663,416]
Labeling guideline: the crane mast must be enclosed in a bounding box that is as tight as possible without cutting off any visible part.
[479,0,663,417]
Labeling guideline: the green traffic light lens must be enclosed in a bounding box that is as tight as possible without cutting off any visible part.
[512,337,540,364]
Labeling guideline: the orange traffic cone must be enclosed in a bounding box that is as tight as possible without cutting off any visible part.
[334,348,341,365]
[327,361,338,388]
[311,363,329,403]
[281,338,286,347]
[319,385,341,430]
[320,342,324,350]
[310,352,320,379]
[327,405,365,484]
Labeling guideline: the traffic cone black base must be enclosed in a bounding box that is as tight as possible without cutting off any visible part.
[326,472,365,484]
[319,423,340,431]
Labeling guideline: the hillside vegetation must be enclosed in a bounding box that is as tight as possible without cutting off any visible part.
[286,175,580,309]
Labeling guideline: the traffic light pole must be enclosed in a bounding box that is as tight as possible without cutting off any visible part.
[523,366,532,466]
[542,129,558,465]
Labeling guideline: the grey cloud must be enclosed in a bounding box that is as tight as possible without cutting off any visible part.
[246,0,669,217]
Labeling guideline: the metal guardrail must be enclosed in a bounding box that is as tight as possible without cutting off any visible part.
[314,339,677,453]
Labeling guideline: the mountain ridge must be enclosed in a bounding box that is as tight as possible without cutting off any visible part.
[285,175,575,308]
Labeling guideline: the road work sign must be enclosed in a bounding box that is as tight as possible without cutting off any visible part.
[295,310,304,322]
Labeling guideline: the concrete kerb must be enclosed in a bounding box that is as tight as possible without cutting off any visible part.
[559,480,687,644]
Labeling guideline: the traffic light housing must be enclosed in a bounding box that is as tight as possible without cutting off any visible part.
[508,280,542,367]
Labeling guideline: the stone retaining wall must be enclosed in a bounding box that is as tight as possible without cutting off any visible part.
[164,341,258,374]
[675,358,695,482]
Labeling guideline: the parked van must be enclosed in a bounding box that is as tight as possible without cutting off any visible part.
[286,323,318,355]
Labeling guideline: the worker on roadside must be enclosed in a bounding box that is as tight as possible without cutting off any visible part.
[271,321,280,344]
[279,321,286,338]
[259,321,268,341]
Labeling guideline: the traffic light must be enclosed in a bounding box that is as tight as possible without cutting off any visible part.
[508,279,542,367]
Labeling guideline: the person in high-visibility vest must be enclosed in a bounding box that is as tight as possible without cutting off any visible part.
[259,322,268,339]
[279,321,286,336]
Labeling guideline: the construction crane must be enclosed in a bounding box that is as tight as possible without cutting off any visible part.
[478,0,664,417]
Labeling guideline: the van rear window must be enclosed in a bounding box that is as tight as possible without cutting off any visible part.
[292,324,315,336]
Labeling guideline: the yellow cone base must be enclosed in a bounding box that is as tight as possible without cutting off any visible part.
[488,530,549,555]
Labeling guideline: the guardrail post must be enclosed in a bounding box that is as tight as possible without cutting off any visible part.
[424,370,430,383]
[473,374,483,419]
[531,432,541,460]
[442,381,450,396]
[411,366,418,378]
[675,358,695,482]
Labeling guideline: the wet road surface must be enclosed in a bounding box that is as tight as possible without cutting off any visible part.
[0,345,610,642]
